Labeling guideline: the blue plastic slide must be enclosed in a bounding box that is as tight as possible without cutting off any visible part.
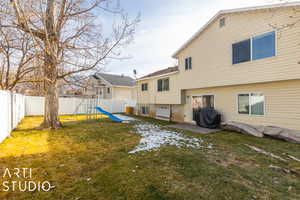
[94,107,123,122]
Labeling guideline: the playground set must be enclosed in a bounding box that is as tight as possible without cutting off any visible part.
[73,96,131,123]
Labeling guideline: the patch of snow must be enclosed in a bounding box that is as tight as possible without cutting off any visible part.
[114,114,137,122]
[129,123,204,154]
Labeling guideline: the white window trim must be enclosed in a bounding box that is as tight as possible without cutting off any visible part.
[141,83,148,91]
[140,105,150,116]
[236,93,265,116]
[157,78,170,92]
[232,30,277,65]
[184,57,192,70]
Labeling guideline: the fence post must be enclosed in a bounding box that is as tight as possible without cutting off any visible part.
[10,92,14,137]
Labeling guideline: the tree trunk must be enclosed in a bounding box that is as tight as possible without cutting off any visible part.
[40,47,62,129]
[42,79,62,129]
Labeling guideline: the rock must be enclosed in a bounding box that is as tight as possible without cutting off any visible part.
[223,122,300,144]
[262,126,300,144]
[223,122,264,137]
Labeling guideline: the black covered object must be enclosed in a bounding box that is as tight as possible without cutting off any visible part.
[195,108,221,129]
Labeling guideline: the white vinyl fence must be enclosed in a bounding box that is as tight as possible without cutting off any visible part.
[25,96,136,116]
[0,91,25,143]
[0,93,135,143]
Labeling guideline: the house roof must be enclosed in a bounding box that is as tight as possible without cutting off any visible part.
[139,66,179,80]
[93,73,136,87]
[172,2,300,58]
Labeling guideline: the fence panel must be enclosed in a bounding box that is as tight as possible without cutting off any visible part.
[25,96,136,116]
[0,91,25,143]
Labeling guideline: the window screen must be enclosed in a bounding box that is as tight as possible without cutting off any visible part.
[188,57,192,69]
[163,79,169,91]
[157,79,163,91]
[232,39,251,64]
[252,31,275,61]
[250,93,265,115]
[238,94,250,114]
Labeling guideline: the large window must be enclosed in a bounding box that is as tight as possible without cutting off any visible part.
[238,93,265,115]
[185,57,192,70]
[141,83,148,91]
[252,31,276,61]
[157,78,169,92]
[233,31,276,64]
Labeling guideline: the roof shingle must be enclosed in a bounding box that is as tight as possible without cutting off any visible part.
[94,73,136,87]
[140,66,179,79]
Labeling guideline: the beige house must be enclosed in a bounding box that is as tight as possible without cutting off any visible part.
[86,73,136,101]
[137,2,300,131]
[137,66,184,121]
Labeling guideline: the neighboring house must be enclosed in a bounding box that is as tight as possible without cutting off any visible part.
[86,73,136,101]
[137,66,182,121]
[137,2,300,131]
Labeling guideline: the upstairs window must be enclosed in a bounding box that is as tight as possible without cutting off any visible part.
[252,31,276,61]
[232,39,251,64]
[141,83,148,91]
[185,57,192,70]
[232,31,276,64]
[219,17,226,28]
[157,78,169,92]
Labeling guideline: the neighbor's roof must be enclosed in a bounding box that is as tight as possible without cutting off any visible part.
[139,66,179,80]
[93,73,136,87]
[172,2,300,58]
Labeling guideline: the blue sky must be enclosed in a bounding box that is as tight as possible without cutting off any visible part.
[102,0,284,77]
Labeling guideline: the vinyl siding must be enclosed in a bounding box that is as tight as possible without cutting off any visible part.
[137,73,181,105]
[176,7,300,90]
[183,80,300,131]
[112,87,136,101]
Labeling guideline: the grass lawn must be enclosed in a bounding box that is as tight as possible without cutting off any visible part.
[0,115,299,200]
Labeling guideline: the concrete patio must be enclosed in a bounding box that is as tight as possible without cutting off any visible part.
[167,123,221,134]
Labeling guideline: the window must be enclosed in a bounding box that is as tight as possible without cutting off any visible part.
[141,83,148,91]
[238,94,250,114]
[238,93,265,115]
[251,93,265,115]
[185,57,192,70]
[157,78,169,92]
[232,39,251,64]
[107,87,110,94]
[220,18,226,28]
[252,31,276,61]
[232,31,276,64]
[141,106,149,115]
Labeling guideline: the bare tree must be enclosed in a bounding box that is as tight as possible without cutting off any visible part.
[0,0,138,129]
[0,28,37,90]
